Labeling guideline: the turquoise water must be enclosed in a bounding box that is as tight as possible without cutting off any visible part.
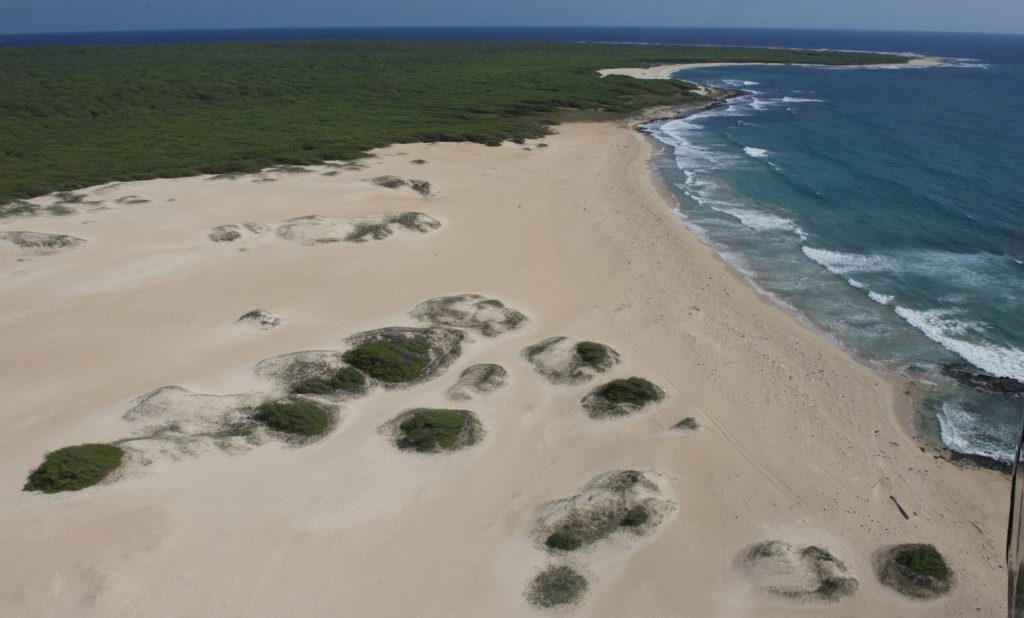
[648,43,1024,463]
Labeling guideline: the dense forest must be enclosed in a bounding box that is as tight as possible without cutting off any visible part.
[0,40,905,200]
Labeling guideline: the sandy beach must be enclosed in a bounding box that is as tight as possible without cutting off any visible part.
[0,107,1007,615]
[598,55,946,80]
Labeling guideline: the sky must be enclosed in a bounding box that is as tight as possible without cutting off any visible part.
[2,0,1023,35]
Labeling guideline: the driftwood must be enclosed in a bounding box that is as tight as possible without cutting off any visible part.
[890,495,910,520]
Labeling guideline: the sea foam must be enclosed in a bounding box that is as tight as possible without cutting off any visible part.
[895,306,1024,381]
[938,401,1013,463]
[743,147,770,159]
[801,247,892,274]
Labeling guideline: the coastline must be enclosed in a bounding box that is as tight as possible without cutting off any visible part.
[0,111,1007,615]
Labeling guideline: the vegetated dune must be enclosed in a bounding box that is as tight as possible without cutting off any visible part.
[523,336,621,384]
[411,293,527,337]
[0,231,87,253]
[738,540,859,603]
[209,212,440,245]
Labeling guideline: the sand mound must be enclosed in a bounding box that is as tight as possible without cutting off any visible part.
[370,175,437,196]
[411,294,527,337]
[273,212,440,245]
[255,350,348,390]
[533,470,674,553]
[381,408,484,453]
[121,386,264,457]
[874,543,954,599]
[523,337,621,385]
[236,309,283,330]
[208,223,271,242]
[739,541,859,602]
[343,326,464,387]
[447,364,508,401]
[0,231,87,253]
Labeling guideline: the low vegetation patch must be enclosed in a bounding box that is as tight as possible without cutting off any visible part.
[343,326,463,386]
[292,366,366,396]
[875,543,953,599]
[388,408,484,453]
[534,470,673,553]
[523,336,620,384]
[673,417,699,430]
[344,337,431,383]
[526,565,589,608]
[583,377,664,418]
[1,200,75,218]
[254,400,330,438]
[740,541,859,602]
[574,341,611,369]
[24,443,125,493]
[344,212,440,242]
[411,294,527,337]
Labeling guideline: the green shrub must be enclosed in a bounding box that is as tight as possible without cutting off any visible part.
[527,565,588,608]
[254,400,330,437]
[397,409,467,452]
[895,545,950,581]
[574,341,609,368]
[674,417,699,430]
[342,337,431,383]
[292,366,366,395]
[24,443,124,493]
[596,377,662,406]
[545,531,582,551]
[621,505,649,527]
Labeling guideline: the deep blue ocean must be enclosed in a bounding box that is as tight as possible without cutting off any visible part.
[3,27,1022,462]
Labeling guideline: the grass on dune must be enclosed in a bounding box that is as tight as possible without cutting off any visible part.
[23,443,124,493]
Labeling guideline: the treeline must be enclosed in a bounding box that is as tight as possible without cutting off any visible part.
[0,40,905,200]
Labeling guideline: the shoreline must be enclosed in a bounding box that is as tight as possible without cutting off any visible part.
[623,69,1011,472]
[0,107,1007,614]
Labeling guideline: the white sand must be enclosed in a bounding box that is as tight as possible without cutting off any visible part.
[0,117,1005,616]
[599,56,946,80]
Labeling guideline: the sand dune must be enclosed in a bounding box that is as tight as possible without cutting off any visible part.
[0,118,1006,616]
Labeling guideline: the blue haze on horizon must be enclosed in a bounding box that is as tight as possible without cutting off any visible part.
[2,0,1023,36]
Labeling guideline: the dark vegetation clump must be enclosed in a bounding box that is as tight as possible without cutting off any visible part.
[253,400,330,437]
[584,377,664,418]
[343,337,432,383]
[0,42,905,202]
[674,417,699,430]
[208,224,242,242]
[24,443,125,493]
[545,531,582,551]
[292,366,366,395]
[574,341,610,368]
[621,505,649,527]
[393,408,482,452]
[236,309,282,330]
[411,159,428,164]
[526,565,588,608]
[875,544,953,599]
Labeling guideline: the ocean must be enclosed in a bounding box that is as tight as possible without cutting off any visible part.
[3,26,1022,463]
